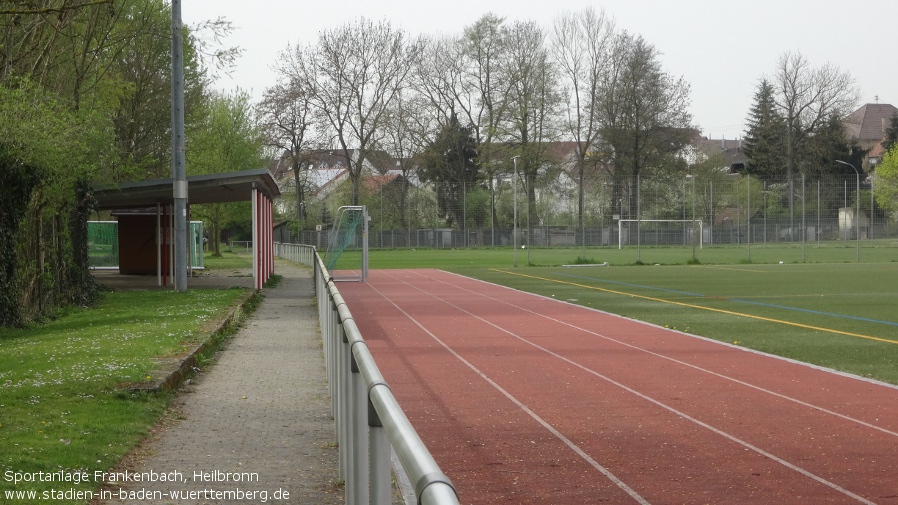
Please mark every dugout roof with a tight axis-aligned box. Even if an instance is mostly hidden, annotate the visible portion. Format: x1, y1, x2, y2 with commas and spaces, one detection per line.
92, 169, 281, 210
91, 169, 280, 291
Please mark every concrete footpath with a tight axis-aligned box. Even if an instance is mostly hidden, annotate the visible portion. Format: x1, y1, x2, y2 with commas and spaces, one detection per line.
99, 261, 343, 504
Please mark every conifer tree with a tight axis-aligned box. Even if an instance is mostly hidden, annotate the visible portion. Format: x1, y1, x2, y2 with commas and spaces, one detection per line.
418, 114, 481, 228
802, 112, 863, 177
743, 79, 786, 177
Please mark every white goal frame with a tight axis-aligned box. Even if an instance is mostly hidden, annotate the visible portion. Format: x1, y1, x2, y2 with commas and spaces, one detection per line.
617, 219, 703, 250
324, 205, 370, 282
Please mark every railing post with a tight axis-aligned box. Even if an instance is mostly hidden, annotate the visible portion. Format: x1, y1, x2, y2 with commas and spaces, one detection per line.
324, 290, 332, 413
350, 347, 369, 505
335, 301, 349, 483
368, 385, 391, 505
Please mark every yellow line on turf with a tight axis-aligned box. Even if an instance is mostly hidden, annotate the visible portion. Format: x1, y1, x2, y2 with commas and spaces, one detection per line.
490, 269, 898, 346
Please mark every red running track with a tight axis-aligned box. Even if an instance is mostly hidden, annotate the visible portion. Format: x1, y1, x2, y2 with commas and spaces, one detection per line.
338, 269, 898, 504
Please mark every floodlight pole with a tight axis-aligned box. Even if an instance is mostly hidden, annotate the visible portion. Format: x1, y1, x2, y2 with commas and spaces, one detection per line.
171, 0, 188, 291
836, 160, 860, 263
686, 174, 695, 261
512, 156, 520, 267
747, 173, 751, 262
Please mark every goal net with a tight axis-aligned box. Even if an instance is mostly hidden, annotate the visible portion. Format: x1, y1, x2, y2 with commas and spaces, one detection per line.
88, 221, 119, 269
617, 219, 703, 249
88, 220, 205, 269
323, 206, 369, 281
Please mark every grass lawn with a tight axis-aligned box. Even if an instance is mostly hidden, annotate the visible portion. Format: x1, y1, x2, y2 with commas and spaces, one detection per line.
202, 248, 253, 270
0, 282, 249, 503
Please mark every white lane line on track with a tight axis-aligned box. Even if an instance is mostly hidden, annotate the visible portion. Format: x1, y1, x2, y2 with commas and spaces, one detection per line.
364, 278, 652, 505
382, 270, 877, 505
425, 270, 898, 440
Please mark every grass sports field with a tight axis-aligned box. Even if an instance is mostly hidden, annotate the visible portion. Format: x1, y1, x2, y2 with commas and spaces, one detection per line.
357, 246, 898, 385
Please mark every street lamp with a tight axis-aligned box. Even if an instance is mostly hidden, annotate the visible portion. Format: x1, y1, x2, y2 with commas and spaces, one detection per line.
835, 160, 860, 263
512, 156, 520, 267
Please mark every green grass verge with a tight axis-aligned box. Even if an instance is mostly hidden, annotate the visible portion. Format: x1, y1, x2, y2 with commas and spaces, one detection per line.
202, 249, 253, 270
0, 288, 249, 503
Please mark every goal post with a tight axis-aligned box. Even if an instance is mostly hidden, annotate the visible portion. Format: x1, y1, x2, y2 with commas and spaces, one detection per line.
617, 219, 703, 250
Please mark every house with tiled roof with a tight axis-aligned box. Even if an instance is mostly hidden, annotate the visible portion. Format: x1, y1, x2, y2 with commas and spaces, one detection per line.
844, 103, 897, 167
270, 148, 399, 202
690, 135, 747, 172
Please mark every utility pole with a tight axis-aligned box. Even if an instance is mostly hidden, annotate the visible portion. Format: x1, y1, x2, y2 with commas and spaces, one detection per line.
171, 0, 188, 291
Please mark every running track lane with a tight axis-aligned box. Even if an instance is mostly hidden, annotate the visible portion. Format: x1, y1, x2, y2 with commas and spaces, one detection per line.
338, 269, 898, 504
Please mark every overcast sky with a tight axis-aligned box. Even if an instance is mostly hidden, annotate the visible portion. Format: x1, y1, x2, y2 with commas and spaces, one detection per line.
181, 0, 896, 141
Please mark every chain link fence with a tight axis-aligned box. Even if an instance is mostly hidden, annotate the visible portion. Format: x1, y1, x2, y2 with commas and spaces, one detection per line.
291, 173, 896, 262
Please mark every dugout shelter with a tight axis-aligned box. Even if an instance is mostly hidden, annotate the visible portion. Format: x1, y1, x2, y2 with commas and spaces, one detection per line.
92, 169, 280, 290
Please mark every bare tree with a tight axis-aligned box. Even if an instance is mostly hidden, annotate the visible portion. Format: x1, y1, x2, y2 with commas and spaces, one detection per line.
379, 88, 431, 232
413, 34, 466, 132
308, 18, 421, 205
552, 7, 615, 242
771, 51, 859, 221
459, 14, 518, 230
502, 20, 562, 231
259, 46, 320, 225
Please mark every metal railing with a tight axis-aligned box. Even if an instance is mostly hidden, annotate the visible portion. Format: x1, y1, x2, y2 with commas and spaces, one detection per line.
275, 242, 317, 266
275, 243, 459, 505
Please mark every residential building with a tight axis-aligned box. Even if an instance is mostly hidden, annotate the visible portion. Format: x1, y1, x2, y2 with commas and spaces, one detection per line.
844, 102, 897, 167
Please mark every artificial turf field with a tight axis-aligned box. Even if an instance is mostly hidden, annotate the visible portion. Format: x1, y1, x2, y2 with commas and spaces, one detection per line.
357, 246, 898, 385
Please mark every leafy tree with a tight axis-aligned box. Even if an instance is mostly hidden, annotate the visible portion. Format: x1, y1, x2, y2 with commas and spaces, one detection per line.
418, 115, 481, 227
464, 186, 492, 229
1, 0, 216, 182
188, 90, 265, 256
0, 80, 103, 326
595, 32, 693, 220
883, 113, 898, 154
0, 146, 43, 326
874, 145, 898, 218
743, 79, 786, 177
0, 0, 235, 325
111, 0, 210, 180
